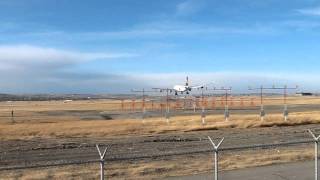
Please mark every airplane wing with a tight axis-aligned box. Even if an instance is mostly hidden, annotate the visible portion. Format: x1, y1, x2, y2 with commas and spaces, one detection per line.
152, 88, 175, 93
190, 85, 205, 89
190, 82, 214, 89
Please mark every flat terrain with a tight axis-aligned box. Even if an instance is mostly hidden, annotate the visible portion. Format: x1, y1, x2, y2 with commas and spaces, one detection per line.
167, 161, 315, 180
1, 96, 320, 179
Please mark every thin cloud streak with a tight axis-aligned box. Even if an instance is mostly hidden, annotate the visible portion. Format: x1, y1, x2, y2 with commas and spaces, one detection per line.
296, 6, 320, 16
11, 23, 277, 42
0, 50, 145, 93
0, 45, 137, 69
0, 70, 317, 93
176, 0, 206, 16
0, 44, 139, 93
4, 17, 320, 42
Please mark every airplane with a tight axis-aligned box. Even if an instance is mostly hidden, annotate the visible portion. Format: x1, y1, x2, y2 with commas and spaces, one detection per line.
153, 76, 210, 95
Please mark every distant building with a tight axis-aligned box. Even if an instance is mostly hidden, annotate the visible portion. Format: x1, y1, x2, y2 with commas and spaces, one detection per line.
296, 92, 313, 96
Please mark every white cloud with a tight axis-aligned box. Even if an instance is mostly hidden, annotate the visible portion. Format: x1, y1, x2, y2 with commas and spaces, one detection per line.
0, 45, 139, 93
283, 20, 320, 28
0, 45, 136, 69
66, 22, 275, 41
0, 21, 279, 43
297, 6, 320, 16
0, 45, 135, 63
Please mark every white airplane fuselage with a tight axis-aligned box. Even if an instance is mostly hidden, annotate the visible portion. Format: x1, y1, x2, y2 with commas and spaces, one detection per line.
173, 85, 186, 92
154, 76, 205, 95
173, 85, 192, 93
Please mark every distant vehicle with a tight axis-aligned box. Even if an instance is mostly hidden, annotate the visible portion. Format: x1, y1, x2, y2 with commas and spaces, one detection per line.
153, 76, 210, 95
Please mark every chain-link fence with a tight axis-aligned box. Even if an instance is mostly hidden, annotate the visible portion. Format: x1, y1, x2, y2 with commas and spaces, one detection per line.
1, 132, 319, 179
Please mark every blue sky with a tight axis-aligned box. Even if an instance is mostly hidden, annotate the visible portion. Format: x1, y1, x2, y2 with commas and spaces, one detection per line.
1, 0, 320, 93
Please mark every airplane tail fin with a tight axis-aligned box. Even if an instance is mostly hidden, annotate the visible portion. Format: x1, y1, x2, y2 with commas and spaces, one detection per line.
185, 76, 189, 86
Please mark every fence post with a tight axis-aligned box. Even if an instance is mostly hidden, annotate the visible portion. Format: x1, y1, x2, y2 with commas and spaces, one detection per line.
132, 99, 135, 111
260, 105, 265, 121
142, 108, 146, 123
96, 144, 108, 180
151, 100, 154, 111
250, 98, 255, 107
309, 129, 320, 180
224, 105, 229, 121
240, 98, 244, 108
121, 100, 124, 111
165, 106, 170, 123
11, 110, 15, 124
201, 107, 206, 125
211, 97, 215, 110
284, 104, 288, 122
208, 136, 224, 180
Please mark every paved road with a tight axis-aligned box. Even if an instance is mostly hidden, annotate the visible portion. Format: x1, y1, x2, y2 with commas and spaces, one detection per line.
105, 104, 320, 119
166, 161, 315, 180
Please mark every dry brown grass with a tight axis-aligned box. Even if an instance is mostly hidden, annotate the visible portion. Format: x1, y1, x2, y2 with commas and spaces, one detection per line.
243, 96, 320, 106
1, 98, 320, 140
1, 96, 319, 113
1, 110, 320, 140
0, 148, 314, 179
0, 98, 318, 179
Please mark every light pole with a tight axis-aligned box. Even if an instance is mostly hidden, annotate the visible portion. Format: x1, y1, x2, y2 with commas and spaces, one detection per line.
249, 85, 298, 121
208, 87, 232, 121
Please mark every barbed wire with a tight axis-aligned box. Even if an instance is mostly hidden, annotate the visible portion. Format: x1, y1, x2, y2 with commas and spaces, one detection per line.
0, 139, 314, 171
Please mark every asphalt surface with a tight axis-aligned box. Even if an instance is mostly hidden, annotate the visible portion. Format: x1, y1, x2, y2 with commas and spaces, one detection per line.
103, 104, 320, 119
166, 161, 315, 180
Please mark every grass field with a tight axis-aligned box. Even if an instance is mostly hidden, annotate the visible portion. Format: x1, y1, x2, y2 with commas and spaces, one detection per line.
1, 97, 320, 140
2, 112, 320, 140
1, 96, 319, 179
